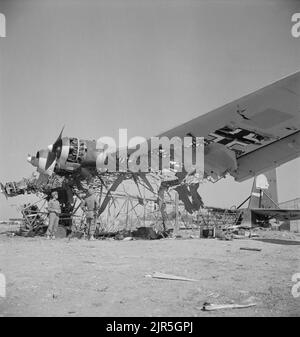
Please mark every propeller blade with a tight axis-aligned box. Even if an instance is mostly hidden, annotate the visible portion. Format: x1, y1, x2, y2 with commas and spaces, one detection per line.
55, 126, 64, 144
0, 182, 8, 199
52, 126, 64, 152
44, 151, 57, 171
45, 126, 65, 171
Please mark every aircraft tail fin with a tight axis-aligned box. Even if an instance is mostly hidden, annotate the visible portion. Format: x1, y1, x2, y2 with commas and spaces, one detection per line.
248, 169, 279, 209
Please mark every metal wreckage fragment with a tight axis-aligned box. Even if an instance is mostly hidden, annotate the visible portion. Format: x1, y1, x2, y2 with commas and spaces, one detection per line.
1, 169, 204, 237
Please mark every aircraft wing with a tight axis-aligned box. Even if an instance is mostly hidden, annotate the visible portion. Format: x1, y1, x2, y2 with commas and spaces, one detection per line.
158, 71, 300, 181
251, 208, 300, 221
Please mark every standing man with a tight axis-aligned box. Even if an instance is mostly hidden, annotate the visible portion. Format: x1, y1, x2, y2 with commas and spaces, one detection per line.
81, 188, 99, 240
46, 191, 61, 239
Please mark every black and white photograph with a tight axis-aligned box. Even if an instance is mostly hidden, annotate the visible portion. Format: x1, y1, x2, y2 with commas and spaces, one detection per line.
0, 0, 299, 321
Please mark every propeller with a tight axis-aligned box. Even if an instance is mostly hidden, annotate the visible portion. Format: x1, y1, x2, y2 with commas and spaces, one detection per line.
45, 126, 64, 171
0, 182, 8, 199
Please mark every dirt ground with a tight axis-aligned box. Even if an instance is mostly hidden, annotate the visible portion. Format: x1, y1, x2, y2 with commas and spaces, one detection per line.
0, 228, 299, 317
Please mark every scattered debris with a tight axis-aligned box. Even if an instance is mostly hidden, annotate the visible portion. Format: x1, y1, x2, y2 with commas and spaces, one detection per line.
214, 226, 254, 241
96, 227, 172, 240
122, 237, 133, 241
215, 229, 233, 240
250, 232, 260, 238
113, 229, 132, 240
68, 231, 84, 239
232, 233, 250, 239
145, 272, 198, 282
240, 247, 262, 251
132, 226, 169, 240
133, 226, 159, 239
202, 301, 257, 311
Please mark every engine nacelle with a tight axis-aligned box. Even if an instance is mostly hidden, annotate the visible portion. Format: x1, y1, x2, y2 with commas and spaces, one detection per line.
56, 137, 88, 171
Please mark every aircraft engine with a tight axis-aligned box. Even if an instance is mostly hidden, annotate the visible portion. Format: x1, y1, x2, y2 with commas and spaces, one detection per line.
55, 137, 88, 171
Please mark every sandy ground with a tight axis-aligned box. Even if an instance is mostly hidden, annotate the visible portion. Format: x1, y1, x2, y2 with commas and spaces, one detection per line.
0, 229, 299, 317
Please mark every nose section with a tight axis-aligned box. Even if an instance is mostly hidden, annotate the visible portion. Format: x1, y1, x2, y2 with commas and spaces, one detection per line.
0, 182, 8, 199
28, 150, 55, 175
27, 154, 39, 168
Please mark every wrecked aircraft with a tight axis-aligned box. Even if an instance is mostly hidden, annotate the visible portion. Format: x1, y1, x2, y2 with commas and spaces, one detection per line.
1, 71, 300, 227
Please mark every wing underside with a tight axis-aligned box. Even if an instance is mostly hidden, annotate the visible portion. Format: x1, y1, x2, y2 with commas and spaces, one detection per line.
159, 71, 300, 181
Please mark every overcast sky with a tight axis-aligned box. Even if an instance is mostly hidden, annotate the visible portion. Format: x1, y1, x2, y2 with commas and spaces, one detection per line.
0, 0, 299, 219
